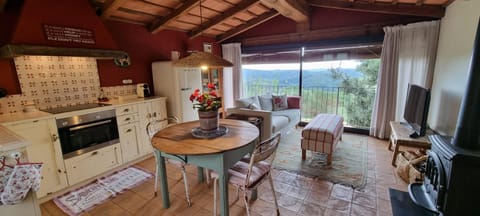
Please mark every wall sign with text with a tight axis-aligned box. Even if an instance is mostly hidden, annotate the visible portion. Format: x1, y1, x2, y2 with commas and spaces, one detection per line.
43, 24, 96, 44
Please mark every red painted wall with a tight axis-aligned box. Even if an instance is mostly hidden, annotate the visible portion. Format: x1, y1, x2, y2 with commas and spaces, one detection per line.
228, 7, 432, 41
9, 0, 118, 49
98, 20, 220, 87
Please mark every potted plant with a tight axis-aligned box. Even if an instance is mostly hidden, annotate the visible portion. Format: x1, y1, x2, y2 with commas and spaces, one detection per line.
189, 83, 222, 131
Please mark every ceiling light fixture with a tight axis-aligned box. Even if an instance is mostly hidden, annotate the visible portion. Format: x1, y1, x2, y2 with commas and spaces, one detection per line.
172, 0, 233, 68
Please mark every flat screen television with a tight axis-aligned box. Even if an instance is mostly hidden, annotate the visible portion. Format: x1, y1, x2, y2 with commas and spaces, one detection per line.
403, 84, 431, 138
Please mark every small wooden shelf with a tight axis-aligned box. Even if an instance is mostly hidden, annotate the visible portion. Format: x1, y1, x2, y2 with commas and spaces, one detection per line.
388, 121, 431, 166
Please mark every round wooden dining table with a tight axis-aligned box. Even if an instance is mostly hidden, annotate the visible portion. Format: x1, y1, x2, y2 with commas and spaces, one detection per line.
151, 119, 259, 216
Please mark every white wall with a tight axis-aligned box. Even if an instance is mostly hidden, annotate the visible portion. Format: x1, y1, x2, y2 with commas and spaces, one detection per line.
428, 0, 480, 135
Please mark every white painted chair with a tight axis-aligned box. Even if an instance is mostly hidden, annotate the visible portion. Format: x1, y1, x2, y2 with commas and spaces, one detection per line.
210, 133, 281, 216
146, 116, 192, 207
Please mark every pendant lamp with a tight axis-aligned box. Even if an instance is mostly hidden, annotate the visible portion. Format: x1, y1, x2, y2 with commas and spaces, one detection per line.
172, 0, 233, 68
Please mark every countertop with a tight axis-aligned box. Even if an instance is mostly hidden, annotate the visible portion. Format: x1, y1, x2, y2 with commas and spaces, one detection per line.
0, 124, 29, 151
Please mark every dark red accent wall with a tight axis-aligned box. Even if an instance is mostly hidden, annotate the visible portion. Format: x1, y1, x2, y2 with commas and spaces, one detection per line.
98, 20, 220, 87
9, 0, 118, 49
228, 7, 432, 41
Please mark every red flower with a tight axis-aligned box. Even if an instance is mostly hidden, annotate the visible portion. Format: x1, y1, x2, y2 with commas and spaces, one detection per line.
189, 83, 221, 111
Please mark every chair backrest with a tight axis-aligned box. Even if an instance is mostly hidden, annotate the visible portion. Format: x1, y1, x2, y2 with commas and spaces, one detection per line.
250, 133, 281, 164
146, 116, 180, 139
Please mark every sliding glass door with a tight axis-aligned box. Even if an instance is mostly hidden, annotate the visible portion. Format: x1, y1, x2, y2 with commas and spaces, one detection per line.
241, 45, 380, 130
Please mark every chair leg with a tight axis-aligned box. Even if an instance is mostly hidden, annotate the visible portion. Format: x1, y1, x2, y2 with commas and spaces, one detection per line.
243, 189, 251, 216
302, 149, 306, 160
268, 174, 280, 215
213, 178, 218, 216
181, 165, 192, 207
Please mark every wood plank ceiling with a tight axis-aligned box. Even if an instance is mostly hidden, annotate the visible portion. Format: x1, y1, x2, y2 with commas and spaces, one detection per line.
91, 0, 452, 44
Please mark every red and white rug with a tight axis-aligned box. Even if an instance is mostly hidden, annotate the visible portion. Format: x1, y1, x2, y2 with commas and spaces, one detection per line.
54, 166, 153, 216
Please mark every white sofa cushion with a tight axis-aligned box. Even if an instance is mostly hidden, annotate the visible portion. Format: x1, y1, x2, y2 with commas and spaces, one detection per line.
272, 109, 301, 122
272, 115, 289, 134
235, 96, 261, 110
259, 94, 273, 111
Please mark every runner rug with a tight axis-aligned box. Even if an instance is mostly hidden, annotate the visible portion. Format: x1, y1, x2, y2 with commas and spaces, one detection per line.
54, 166, 153, 216
273, 128, 368, 189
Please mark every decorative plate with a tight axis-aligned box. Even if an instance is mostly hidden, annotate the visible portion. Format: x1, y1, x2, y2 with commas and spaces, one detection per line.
191, 125, 228, 138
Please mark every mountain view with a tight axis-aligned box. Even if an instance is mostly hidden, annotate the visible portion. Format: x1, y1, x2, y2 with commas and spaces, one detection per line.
242, 68, 363, 88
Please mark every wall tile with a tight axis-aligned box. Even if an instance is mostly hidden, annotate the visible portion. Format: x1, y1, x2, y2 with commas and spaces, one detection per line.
0, 56, 137, 114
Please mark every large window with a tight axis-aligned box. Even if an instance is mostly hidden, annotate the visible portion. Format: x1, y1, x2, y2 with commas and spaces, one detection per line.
242, 45, 380, 130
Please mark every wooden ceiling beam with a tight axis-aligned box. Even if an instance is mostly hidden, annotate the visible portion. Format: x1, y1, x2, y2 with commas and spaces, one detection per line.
308, 0, 445, 18
239, 17, 425, 47
188, 0, 259, 39
416, 0, 425, 6
101, 0, 129, 19
216, 10, 280, 43
149, 0, 198, 34
259, 0, 309, 23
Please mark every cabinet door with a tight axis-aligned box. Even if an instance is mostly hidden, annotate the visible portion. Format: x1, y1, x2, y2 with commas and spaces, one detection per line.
63, 144, 122, 185
5, 119, 68, 198
137, 99, 168, 155
118, 123, 141, 162
150, 98, 168, 122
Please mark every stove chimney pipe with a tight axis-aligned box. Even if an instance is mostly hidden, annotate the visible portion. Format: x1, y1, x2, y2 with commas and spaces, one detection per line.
452, 18, 480, 150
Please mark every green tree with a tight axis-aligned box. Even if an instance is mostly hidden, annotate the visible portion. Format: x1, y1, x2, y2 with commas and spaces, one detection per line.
330, 59, 379, 127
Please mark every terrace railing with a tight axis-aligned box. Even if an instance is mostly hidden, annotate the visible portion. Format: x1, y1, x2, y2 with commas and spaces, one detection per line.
243, 84, 377, 129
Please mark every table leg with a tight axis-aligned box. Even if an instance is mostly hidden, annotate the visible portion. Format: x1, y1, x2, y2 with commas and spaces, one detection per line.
388, 138, 393, 151
391, 144, 400, 167
218, 170, 229, 216
158, 155, 170, 208
197, 167, 204, 183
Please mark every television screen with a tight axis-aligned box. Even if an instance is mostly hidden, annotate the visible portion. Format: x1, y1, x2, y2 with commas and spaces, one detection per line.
403, 84, 431, 137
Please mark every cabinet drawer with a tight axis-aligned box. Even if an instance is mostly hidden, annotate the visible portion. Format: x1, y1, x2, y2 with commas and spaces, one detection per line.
64, 144, 122, 185
116, 105, 138, 116
117, 113, 138, 125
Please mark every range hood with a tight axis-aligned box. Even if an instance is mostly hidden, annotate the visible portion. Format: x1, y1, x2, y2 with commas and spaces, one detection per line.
0, 0, 127, 59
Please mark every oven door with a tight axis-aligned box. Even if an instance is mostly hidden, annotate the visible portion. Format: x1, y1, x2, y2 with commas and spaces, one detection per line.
58, 117, 120, 159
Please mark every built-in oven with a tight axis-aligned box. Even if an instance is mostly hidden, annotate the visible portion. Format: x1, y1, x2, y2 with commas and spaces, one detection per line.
56, 109, 119, 159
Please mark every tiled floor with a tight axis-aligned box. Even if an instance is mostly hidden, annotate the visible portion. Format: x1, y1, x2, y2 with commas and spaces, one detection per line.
40, 134, 409, 216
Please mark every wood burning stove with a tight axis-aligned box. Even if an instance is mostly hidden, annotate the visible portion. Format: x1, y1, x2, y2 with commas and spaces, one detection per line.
408, 18, 480, 216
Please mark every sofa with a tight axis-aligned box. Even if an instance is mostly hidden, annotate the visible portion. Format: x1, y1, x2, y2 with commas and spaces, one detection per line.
226, 94, 301, 141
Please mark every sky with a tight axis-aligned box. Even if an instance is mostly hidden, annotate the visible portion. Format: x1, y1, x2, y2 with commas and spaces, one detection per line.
243, 60, 362, 70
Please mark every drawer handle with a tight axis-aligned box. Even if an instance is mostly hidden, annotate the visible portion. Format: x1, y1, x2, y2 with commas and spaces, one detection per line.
126, 129, 132, 133
123, 108, 129, 112
52, 134, 58, 142
125, 117, 131, 121
91, 151, 98, 156
58, 169, 62, 173
153, 112, 157, 117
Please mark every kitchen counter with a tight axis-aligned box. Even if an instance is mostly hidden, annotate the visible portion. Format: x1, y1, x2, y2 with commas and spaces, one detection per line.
0, 96, 167, 124
0, 124, 29, 152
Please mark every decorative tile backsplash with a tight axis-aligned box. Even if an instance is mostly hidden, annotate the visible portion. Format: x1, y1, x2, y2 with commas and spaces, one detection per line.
0, 55, 136, 115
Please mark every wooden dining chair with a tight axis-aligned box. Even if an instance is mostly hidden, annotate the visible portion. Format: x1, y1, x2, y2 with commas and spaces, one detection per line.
210, 133, 281, 216
146, 116, 192, 207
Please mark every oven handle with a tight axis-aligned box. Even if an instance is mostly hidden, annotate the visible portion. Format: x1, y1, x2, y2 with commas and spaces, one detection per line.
69, 119, 113, 132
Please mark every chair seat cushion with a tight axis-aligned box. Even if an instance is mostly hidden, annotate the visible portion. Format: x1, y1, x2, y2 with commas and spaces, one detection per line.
227, 160, 271, 189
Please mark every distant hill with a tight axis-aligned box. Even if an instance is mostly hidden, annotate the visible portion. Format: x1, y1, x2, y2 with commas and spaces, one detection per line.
243, 68, 362, 88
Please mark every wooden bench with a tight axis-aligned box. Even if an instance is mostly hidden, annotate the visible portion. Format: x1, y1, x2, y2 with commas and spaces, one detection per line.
301, 114, 344, 165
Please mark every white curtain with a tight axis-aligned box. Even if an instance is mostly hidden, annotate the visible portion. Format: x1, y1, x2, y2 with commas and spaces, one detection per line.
222, 43, 243, 108
370, 20, 440, 139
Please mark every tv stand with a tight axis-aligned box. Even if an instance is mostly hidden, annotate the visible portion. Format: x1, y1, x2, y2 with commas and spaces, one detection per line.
388, 121, 431, 166
409, 132, 421, 138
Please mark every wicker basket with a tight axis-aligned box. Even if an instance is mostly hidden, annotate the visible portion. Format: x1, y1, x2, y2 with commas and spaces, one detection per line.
395, 151, 427, 183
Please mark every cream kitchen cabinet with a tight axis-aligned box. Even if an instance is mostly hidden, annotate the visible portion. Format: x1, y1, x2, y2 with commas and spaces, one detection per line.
116, 105, 142, 162
138, 98, 168, 155
63, 143, 122, 185
3, 118, 68, 198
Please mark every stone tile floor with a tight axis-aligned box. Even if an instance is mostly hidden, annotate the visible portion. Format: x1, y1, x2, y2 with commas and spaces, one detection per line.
40, 133, 409, 216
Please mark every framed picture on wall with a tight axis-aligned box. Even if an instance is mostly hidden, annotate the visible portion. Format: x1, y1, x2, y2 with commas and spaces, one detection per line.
203, 43, 212, 53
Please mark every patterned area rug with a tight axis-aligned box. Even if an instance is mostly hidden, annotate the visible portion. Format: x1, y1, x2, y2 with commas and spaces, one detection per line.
273, 128, 368, 189
54, 166, 152, 216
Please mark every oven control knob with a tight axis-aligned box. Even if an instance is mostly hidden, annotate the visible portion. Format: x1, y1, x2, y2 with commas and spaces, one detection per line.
62, 121, 68, 126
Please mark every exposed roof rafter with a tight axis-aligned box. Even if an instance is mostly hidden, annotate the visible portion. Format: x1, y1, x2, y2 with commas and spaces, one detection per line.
308, 0, 445, 18
216, 10, 280, 43
149, 0, 198, 33
260, 0, 309, 23
101, 0, 129, 19
188, 0, 259, 39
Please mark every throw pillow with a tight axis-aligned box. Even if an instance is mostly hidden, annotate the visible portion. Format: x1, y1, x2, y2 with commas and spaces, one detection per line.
259, 94, 273, 111
272, 95, 288, 111
235, 97, 252, 108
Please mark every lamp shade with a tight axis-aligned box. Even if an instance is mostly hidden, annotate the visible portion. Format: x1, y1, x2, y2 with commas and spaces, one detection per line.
172, 51, 233, 68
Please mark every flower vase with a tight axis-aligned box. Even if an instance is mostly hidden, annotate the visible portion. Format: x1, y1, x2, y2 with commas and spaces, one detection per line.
198, 110, 219, 131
